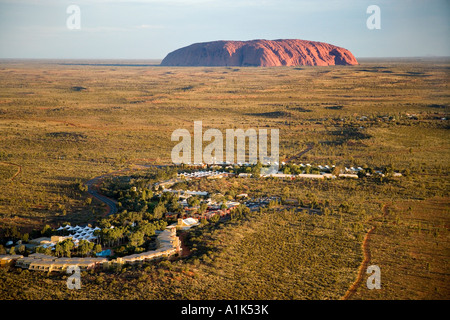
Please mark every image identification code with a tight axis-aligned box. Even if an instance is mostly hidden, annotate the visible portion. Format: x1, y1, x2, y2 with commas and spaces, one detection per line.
181, 304, 269, 317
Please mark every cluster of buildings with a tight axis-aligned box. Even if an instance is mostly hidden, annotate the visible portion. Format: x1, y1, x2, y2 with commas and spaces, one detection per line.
198, 201, 241, 220
162, 189, 208, 197
266, 172, 336, 179
108, 224, 182, 266
176, 218, 200, 230
0, 218, 201, 272
56, 225, 100, 243
163, 187, 241, 220
340, 166, 402, 178
282, 163, 335, 169
178, 163, 403, 180
182, 162, 262, 168
159, 173, 242, 220
177, 170, 232, 179
1, 224, 187, 272
271, 164, 402, 180
14, 254, 107, 272
22, 225, 101, 252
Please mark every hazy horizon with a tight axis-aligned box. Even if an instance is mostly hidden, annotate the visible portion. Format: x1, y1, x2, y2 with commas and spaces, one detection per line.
1, 56, 449, 62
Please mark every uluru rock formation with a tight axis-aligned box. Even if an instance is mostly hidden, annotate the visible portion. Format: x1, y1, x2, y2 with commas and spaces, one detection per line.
161, 39, 358, 67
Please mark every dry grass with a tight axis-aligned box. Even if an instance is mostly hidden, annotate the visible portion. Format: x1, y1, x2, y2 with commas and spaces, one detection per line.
351, 197, 450, 299
0, 58, 448, 299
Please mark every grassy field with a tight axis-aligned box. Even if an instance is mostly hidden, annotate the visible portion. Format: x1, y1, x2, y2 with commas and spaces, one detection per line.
351, 197, 450, 299
0, 58, 448, 299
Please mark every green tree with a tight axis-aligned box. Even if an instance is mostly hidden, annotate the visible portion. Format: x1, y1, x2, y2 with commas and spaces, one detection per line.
59, 238, 75, 257
78, 240, 94, 257
5, 226, 21, 240
129, 231, 145, 248
251, 161, 262, 178
22, 233, 29, 243
199, 202, 208, 214
41, 224, 53, 237
153, 202, 167, 219
93, 244, 102, 255
200, 217, 208, 225
187, 196, 200, 207
209, 214, 220, 224
55, 243, 63, 257
139, 221, 156, 237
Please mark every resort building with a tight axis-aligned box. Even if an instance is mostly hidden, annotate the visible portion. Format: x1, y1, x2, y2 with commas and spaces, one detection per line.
110, 225, 182, 266
0, 254, 23, 267
176, 218, 200, 230
14, 253, 106, 272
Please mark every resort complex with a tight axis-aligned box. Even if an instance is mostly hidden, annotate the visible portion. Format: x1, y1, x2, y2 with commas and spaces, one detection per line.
0, 162, 404, 274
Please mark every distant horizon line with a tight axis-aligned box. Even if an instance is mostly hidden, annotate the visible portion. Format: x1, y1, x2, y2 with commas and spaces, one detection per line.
0, 56, 449, 62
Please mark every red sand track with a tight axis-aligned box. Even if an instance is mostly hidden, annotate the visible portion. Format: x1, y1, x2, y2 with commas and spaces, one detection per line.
342, 204, 389, 299
342, 225, 376, 300
178, 232, 192, 258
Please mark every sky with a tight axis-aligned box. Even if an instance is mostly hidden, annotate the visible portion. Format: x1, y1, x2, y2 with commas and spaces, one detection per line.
0, 0, 449, 59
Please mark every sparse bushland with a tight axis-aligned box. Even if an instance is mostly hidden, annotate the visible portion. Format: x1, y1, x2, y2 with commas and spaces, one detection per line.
0, 59, 448, 299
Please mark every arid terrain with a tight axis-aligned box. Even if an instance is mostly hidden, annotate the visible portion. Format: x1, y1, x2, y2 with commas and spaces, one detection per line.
0, 58, 448, 300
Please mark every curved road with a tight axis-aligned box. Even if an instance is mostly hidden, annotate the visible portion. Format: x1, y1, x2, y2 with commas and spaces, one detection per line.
85, 161, 374, 300
85, 174, 118, 215
84, 164, 172, 216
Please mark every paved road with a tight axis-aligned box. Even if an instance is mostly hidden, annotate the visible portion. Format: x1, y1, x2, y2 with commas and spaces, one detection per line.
84, 164, 171, 216
85, 174, 118, 215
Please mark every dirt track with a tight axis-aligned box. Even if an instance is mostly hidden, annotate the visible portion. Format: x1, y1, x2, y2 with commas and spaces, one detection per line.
342, 204, 389, 300
0, 161, 22, 181
342, 225, 376, 300
283, 143, 314, 163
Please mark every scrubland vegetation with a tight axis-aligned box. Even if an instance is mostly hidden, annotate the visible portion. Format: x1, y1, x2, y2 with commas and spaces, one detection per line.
0, 58, 448, 299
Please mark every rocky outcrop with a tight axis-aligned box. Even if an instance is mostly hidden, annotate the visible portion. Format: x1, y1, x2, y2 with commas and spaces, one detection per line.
161, 39, 358, 67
